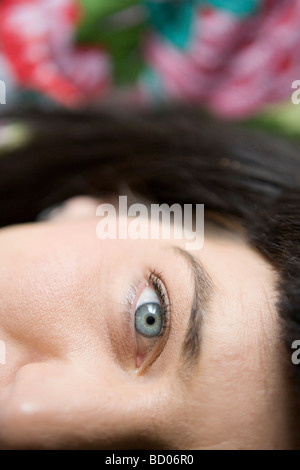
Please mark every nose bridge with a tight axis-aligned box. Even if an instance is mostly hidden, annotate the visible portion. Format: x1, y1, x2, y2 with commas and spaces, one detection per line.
0, 361, 110, 449
0, 358, 172, 449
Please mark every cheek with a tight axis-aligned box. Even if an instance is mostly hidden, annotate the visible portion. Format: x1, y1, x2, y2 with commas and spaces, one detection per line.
0, 222, 126, 356
0, 257, 85, 355
0, 246, 111, 400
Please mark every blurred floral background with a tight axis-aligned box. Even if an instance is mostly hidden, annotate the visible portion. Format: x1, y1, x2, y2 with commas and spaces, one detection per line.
0, 0, 300, 137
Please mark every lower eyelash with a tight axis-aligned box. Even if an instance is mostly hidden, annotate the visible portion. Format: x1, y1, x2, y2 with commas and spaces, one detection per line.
125, 282, 138, 312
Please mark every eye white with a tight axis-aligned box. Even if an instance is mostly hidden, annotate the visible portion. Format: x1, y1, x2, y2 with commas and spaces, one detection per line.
136, 286, 160, 309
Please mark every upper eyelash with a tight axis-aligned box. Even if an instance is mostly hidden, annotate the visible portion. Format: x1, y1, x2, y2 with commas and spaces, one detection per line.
148, 270, 170, 338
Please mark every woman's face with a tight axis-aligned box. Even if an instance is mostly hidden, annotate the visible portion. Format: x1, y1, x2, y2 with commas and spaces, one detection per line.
0, 197, 294, 449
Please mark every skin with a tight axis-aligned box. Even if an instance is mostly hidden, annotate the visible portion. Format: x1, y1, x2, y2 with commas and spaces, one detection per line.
0, 197, 295, 449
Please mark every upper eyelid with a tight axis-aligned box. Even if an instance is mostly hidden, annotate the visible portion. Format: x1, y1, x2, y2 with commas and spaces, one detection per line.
148, 271, 171, 317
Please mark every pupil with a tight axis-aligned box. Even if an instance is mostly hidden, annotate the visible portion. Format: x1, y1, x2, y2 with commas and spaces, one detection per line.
146, 315, 155, 326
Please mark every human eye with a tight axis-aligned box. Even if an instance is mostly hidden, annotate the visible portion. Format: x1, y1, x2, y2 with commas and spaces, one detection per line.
129, 271, 171, 373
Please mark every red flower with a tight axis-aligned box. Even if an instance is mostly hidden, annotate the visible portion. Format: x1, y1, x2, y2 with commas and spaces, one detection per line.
0, 0, 110, 106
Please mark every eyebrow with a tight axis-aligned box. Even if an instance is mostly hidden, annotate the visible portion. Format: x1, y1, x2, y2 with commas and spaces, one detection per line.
173, 247, 215, 372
